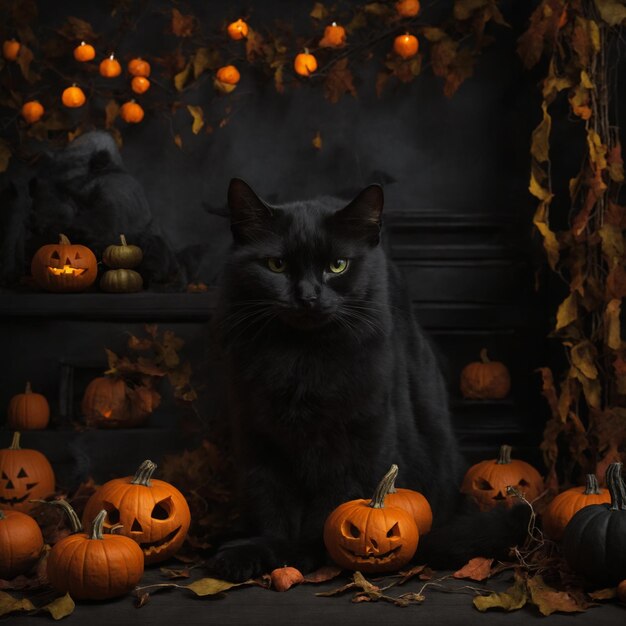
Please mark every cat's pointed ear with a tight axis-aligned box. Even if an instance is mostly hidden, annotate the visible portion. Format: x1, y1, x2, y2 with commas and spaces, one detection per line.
333, 184, 383, 246
228, 178, 274, 244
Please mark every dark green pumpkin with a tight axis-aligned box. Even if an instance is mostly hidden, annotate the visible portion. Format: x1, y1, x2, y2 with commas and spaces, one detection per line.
562, 462, 626, 587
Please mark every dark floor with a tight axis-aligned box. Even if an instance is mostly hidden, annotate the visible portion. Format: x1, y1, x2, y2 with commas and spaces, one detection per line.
13, 564, 626, 626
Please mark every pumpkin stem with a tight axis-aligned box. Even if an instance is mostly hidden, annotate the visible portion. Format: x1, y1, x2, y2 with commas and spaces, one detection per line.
0, 511, 5, 520
9, 431, 21, 450
90, 510, 108, 540
119, 234, 128, 246
583, 473, 601, 495
59, 234, 71, 245
496, 444, 512, 465
606, 463, 626, 511
369, 464, 399, 509
25, 381, 32, 394
130, 459, 157, 486
480, 348, 490, 363
33, 499, 83, 533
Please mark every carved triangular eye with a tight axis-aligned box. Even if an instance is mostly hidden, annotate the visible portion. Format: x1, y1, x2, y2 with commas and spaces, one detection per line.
74, 252, 81, 259
386, 522, 400, 538
341, 521, 361, 538
103, 500, 120, 524
17, 468, 28, 478
51, 251, 60, 260
151, 497, 172, 520
474, 478, 494, 491
1, 472, 8, 479
131, 519, 143, 532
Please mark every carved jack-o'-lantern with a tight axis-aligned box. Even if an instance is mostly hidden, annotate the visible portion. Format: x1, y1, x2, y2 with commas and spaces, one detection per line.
31, 234, 97, 292
82, 460, 190, 564
460, 444, 544, 511
323, 465, 419, 573
0, 432, 55, 512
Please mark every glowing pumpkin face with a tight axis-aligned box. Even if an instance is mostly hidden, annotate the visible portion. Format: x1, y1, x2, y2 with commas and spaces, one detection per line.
323, 465, 419, 573
460, 445, 544, 511
0, 433, 55, 512
82, 460, 190, 565
31, 234, 97, 292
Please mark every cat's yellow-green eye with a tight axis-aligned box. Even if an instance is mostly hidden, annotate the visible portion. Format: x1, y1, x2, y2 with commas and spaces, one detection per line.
267, 258, 287, 273
329, 259, 349, 274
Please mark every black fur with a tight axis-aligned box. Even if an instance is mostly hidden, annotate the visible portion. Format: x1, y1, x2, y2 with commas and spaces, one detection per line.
208, 179, 529, 581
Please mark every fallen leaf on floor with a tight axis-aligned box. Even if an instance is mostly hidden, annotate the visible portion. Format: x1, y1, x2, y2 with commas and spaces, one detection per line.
0, 592, 35, 617
589, 588, 616, 601
397, 564, 427, 584
526, 575, 593, 616
185, 577, 243, 596
473, 576, 528, 612
160, 567, 191, 580
303, 565, 343, 583
40, 593, 75, 620
453, 557, 494, 581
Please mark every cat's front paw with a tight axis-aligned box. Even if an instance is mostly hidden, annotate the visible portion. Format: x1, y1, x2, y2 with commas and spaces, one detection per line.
206, 539, 275, 582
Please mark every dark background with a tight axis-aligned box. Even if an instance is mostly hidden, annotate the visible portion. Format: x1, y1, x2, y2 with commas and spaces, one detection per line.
0, 0, 555, 487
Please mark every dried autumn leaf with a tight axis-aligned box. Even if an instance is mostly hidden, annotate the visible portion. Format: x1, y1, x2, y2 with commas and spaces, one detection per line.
595, 0, 626, 25
473, 577, 528, 612
246, 28, 265, 62
310, 2, 328, 20
607, 142, 624, 183
531, 102, 551, 163
0, 592, 35, 617
174, 62, 192, 92
40, 593, 75, 620
214, 78, 237, 94
187, 105, 204, 135
364, 2, 393, 17
186, 578, 244, 596
555, 293, 578, 331
160, 567, 190, 580
58, 16, 97, 41
527, 575, 590, 616
17, 44, 39, 83
605, 299, 622, 350
172, 8, 195, 37
309, 131, 322, 150
303, 565, 342, 584
588, 587, 617, 600
324, 58, 356, 104
453, 557, 494, 581
533, 202, 559, 270
587, 129, 608, 170
570, 341, 598, 380
105, 100, 119, 129
599, 223, 624, 261
517, 0, 563, 69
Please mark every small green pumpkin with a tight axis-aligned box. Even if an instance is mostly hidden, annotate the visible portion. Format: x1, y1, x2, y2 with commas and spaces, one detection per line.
100, 269, 143, 293
102, 234, 143, 269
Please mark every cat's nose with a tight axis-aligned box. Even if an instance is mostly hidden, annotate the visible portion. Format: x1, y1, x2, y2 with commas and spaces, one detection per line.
296, 280, 320, 308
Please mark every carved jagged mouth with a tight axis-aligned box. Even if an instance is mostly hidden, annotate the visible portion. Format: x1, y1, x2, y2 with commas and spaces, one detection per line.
341, 546, 402, 563
140, 526, 181, 555
0, 492, 31, 505
47, 265, 87, 276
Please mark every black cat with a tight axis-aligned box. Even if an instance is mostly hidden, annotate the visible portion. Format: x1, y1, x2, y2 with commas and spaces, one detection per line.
208, 179, 529, 581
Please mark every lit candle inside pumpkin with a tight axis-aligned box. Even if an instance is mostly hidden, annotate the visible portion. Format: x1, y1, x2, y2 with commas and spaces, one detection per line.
48, 265, 86, 276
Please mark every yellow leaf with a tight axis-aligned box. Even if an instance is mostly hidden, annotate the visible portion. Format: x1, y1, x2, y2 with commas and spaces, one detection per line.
580, 70, 594, 89
529, 162, 552, 201
531, 102, 551, 163
599, 223, 624, 261
595, 0, 626, 26
587, 129, 607, 170
588, 19, 601, 52
0, 591, 35, 617
533, 202, 559, 270
0, 139, 11, 173
605, 299, 621, 350
174, 62, 192, 92
569, 365, 602, 408
542, 60, 572, 102
310, 2, 328, 20
40, 594, 75, 620
185, 578, 241, 596
213, 78, 236, 94
193, 47, 221, 79
474, 578, 527, 612
570, 341, 598, 379
174, 134, 183, 149
186, 105, 204, 134
312, 131, 322, 150
555, 293, 578, 331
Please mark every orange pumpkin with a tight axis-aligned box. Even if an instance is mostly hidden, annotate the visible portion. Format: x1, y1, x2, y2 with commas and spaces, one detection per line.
2, 39, 20, 61
128, 57, 151, 77
384, 465, 433, 535
227, 18, 249, 40
393, 33, 419, 59
120, 100, 144, 123
0, 432, 55, 513
460, 348, 511, 400
31, 234, 97, 292
73, 41, 95, 62
294, 50, 318, 77
0, 509, 44, 579
61, 85, 86, 108
47, 509, 144, 600
99, 54, 122, 77
82, 460, 191, 565
319, 22, 346, 48
20, 101, 44, 124
270, 566, 304, 592
323, 464, 418, 573
216, 65, 240, 85
7, 382, 50, 430
542, 474, 611, 541
131, 76, 151, 94
396, 0, 421, 17
461, 445, 544, 512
